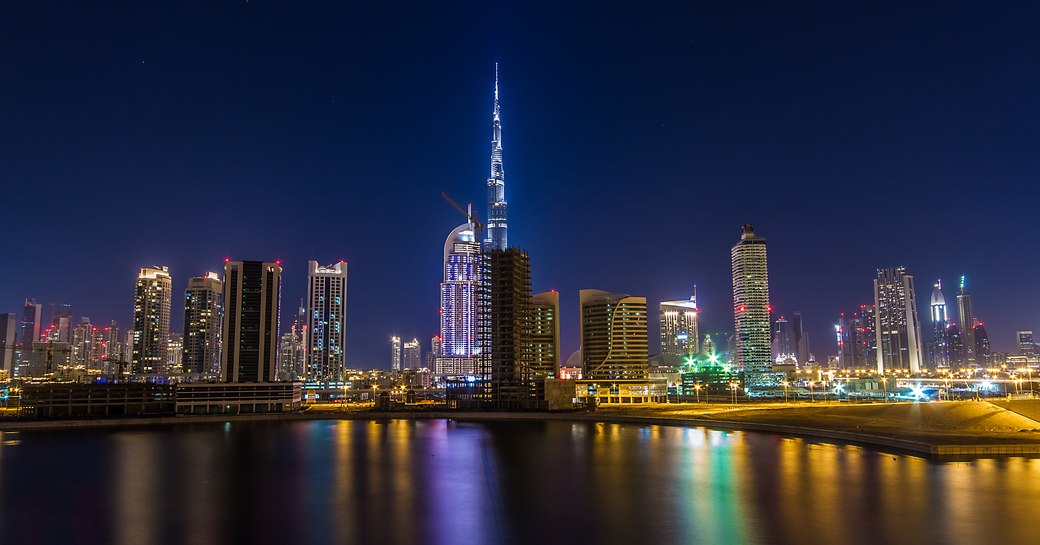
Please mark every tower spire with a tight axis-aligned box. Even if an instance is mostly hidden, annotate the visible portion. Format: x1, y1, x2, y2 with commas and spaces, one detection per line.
484, 63, 508, 251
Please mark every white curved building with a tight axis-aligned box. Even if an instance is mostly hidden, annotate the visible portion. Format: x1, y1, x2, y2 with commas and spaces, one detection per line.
438, 223, 481, 375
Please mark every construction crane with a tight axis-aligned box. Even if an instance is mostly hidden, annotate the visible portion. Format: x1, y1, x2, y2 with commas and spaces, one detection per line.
440, 192, 485, 236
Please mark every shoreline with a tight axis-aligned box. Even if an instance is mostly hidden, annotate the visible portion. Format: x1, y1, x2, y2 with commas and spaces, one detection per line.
2, 406, 1038, 460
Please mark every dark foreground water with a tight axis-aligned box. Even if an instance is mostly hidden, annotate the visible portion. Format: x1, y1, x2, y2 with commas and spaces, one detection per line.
0, 419, 1038, 545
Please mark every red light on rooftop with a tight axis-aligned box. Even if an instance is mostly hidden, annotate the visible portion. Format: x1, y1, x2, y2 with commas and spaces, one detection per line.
224, 257, 230, 263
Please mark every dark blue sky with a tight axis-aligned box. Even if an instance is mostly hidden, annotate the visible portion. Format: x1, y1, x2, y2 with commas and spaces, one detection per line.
3, 1, 1038, 366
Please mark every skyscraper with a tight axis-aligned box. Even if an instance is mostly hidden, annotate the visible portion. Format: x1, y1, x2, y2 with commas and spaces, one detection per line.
183, 272, 223, 376
948, 324, 966, 366
221, 260, 281, 383
530, 291, 561, 378
956, 276, 977, 367
731, 224, 771, 382
0, 313, 16, 374
836, 309, 872, 369
1017, 331, 1037, 356
428, 335, 442, 368
278, 302, 307, 381
580, 290, 649, 381
404, 338, 421, 370
71, 317, 99, 369
479, 248, 534, 407
929, 279, 950, 369
132, 266, 172, 374
791, 311, 811, 365
391, 336, 402, 371
438, 222, 481, 376
167, 333, 183, 372
974, 322, 991, 365
306, 261, 348, 382
772, 315, 793, 361
484, 64, 508, 252
660, 292, 699, 364
873, 266, 923, 373
16, 299, 42, 377
47, 306, 72, 343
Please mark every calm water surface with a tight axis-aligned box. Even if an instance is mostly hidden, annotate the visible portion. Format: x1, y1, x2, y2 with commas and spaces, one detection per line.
0, 419, 1038, 545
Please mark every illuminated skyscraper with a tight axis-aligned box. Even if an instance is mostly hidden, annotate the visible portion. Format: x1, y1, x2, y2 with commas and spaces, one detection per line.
731, 224, 771, 382
132, 266, 172, 374
404, 338, 421, 370
16, 299, 42, 377
278, 302, 307, 380
427, 335, 442, 368
873, 266, 923, 373
772, 315, 793, 361
929, 279, 950, 369
580, 290, 648, 380
391, 336, 402, 371
484, 64, 508, 252
1018, 331, 1037, 356
438, 222, 481, 375
836, 309, 872, 369
956, 276, 977, 367
221, 260, 281, 383
183, 272, 223, 375
948, 324, 966, 366
660, 292, 699, 363
306, 261, 347, 382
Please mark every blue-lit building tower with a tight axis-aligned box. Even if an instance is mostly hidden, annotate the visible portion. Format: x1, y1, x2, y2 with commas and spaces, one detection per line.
484, 64, 508, 251
929, 279, 950, 369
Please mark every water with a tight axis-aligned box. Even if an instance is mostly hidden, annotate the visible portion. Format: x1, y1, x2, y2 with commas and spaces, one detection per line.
0, 419, 1037, 545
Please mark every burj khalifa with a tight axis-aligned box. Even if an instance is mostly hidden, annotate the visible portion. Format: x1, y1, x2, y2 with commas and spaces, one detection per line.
484, 63, 508, 251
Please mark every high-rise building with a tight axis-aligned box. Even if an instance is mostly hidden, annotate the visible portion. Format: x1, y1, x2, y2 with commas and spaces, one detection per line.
101, 322, 122, 375
71, 317, 99, 369
731, 224, 771, 382
791, 311, 810, 365
391, 336, 402, 371
948, 324, 966, 366
530, 291, 560, 378
0, 313, 16, 374
580, 290, 648, 380
183, 272, 223, 376
484, 64, 508, 252
974, 322, 991, 365
873, 267, 923, 373
660, 293, 699, 364
479, 248, 534, 406
772, 315, 793, 361
1017, 331, 1037, 356
929, 279, 950, 369
16, 299, 43, 377
306, 261, 348, 382
956, 276, 976, 367
404, 338, 421, 370
132, 266, 172, 374
123, 330, 135, 367
277, 301, 307, 380
836, 309, 873, 369
438, 222, 481, 376
221, 260, 281, 383
47, 306, 73, 343
427, 335, 442, 368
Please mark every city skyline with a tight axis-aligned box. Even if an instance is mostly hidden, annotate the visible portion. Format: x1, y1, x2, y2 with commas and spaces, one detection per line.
4, 4, 1039, 367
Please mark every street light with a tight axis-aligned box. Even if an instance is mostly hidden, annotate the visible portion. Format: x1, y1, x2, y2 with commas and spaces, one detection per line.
729, 382, 738, 404
693, 383, 702, 403
881, 376, 888, 404
781, 380, 789, 403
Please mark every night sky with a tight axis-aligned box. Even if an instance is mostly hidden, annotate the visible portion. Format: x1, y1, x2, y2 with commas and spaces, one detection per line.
3, 2, 1038, 367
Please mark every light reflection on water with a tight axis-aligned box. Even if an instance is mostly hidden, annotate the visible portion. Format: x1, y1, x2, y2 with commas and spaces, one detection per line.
0, 420, 1037, 545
